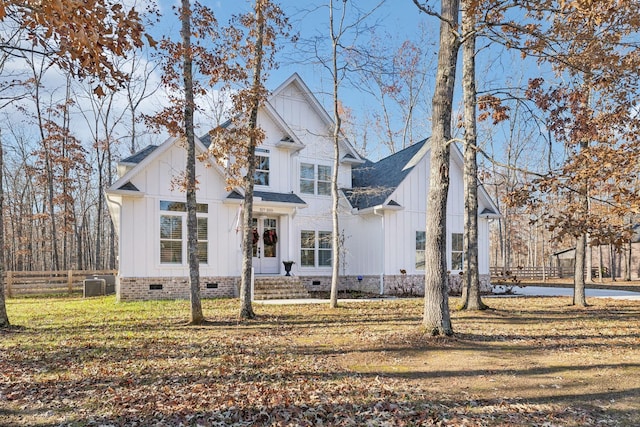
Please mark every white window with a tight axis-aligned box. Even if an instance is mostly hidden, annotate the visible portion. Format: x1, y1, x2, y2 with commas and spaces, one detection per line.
416, 231, 425, 270
254, 155, 270, 186
451, 232, 464, 270
160, 216, 183, 264
160, 201, 208, 265
317, 165, 331, 195
300, 230, 332, 267
197, 217, 208, 264
300, 163, 332, 196
300, 163, 315, 194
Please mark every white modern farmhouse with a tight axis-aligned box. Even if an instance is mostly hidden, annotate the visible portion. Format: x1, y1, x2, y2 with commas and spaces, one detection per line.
106, 73, 500, 301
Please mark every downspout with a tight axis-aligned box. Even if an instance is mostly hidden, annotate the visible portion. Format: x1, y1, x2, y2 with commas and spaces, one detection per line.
373, 207, 384, 295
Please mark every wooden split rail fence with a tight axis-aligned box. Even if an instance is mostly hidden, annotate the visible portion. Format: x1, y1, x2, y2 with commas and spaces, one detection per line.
490, 266, 607, 280
3, 270, 117, 297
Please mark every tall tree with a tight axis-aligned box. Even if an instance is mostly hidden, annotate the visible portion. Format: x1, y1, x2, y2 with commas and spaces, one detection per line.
460, 0, 486, 310
0, 0, 149, 326
513, 0, 640, 306
207, 0, 289, 319
413, 0, 460, 335
181, 0, 204, 324
0, 130, 7, 328
328, 0, 344, 308
237, 0, 268, 319
322, 0, 382, 308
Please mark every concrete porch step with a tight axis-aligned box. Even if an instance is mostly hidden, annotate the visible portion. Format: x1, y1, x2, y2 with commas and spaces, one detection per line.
253, 276, 310, 300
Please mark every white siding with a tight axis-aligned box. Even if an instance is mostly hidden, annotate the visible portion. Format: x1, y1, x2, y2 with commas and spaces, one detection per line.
111, 75, 497, 285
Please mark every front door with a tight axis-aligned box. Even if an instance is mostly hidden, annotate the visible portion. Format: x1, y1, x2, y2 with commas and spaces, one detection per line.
252, 217, 279, 274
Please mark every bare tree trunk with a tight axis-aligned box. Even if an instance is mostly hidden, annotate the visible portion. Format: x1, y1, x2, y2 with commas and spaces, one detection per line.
585, 238, 592, 283
598, 244, 604, 282
419, 0, 459, 335
573, 140, 588, 306
573, 232, 587, 306
623, 217, 632, 281
460, 0, 485, 311
0, 131, 9, 328
240, 0, 267, 320
329, 0, 343, 309
181, 0, 204, 325
624, 241, 631, 281
610, 244, 616, 281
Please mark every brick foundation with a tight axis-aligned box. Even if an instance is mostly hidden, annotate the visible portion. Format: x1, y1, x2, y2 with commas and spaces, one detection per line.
117, 273, 493, 301
300, 273, 493, 296
117, 276, 238, 301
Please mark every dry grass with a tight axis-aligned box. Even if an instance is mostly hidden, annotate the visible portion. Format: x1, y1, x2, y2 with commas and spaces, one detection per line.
1, 295, 639, 426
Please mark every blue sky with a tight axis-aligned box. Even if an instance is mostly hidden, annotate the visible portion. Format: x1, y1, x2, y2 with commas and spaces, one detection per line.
0, 0, 554, 168
153, 0, 437, 160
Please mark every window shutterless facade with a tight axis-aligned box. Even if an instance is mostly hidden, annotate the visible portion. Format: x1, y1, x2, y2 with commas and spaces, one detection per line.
160, 216, 183, 263
451, 232, 464, 270
254, 155, 270, 186
317, 165, 331, 195
160, 201, 208, 265
300, 230, 332, 267
416, 231, 425, 270
300, 163, 332, 195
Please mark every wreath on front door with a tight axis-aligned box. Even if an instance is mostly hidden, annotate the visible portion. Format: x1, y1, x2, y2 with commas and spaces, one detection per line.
263, 229, 278, 246
252, 229, 260, 245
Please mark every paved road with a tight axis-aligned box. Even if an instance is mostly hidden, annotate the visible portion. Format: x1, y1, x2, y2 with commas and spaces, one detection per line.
492, 285, 640, 300
256, 286, 640, 304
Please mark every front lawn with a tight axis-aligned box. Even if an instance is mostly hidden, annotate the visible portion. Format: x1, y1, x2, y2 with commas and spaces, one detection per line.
1, 296, 639, 426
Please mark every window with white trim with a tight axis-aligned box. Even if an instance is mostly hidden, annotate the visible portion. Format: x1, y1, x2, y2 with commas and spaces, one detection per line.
300, 230, 332, 267
451, 232, 464, 270
300, 163, 332, 196
254, 155, 270, 186
317, 165, 331, 195
160, 201, 208, 264
197, 217, 208, 264
416, 231, 425, 270
160, 216, 183, 263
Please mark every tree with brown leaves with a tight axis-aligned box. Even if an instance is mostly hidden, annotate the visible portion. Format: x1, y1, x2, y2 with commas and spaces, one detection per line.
509, 0, 640, 306
148, 1, 246, 324
0, 0, 149, 328
207, 0, 289, 319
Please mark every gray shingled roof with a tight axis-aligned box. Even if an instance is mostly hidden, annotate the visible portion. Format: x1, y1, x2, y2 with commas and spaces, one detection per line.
345, 139, 429, 210
199, 132, 212, 148
120, 145, 159, 164
227, 190, 306, 206
120, 131, 213, 165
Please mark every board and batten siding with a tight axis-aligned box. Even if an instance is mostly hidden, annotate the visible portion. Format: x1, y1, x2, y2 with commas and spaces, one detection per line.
117, 142, 241, 279
343, 215, 384, 277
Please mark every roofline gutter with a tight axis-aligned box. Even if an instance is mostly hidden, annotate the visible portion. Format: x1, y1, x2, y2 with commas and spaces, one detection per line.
104, 189, 144, 198
479, 212, 501, 219
354, 204, 403, 215
223, 198, 307, 210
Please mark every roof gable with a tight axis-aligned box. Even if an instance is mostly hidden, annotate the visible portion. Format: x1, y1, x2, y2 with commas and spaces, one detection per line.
270, 73, 364, 163
108, 135, 225, 195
